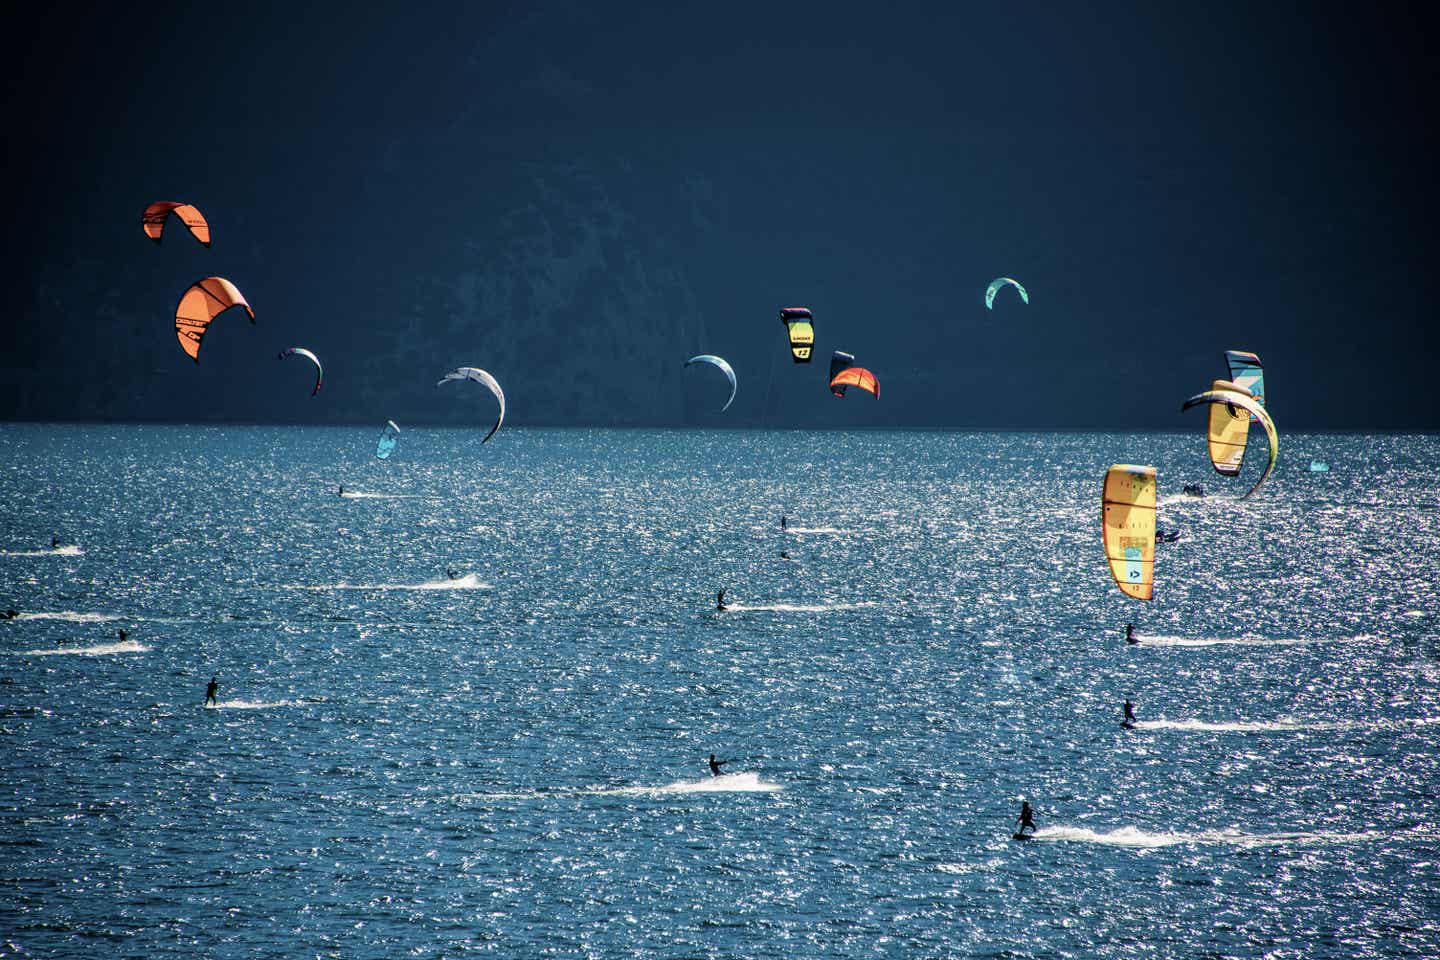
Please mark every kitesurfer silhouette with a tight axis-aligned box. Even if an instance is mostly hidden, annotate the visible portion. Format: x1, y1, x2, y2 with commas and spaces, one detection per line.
1016, 801, 1037, 836
780, 515, 787, 530
1125, 623, 1137, 644
205, 676, 218, 707
1123, 699, 1136, 727
118, 629, 127, 643
716, 589, 728, 612
51, 536, 59, 549
708, 754, 729, 776
446, 568, 460, 580
780, 550, 790, 560
338, 485, 344, 497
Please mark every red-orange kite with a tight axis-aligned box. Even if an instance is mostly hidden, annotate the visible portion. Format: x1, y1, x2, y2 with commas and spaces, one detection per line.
142, 202, 211, 246
828, 366, 879, 399
175, 277, 254, 362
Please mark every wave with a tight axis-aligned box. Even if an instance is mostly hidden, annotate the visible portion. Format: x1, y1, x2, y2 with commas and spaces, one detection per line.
205, 699, 301, 710
0, 545, 83, 557
1030, 825, 1407, 849
9, 611, 121, 623
1135, 633, 1368, 648
288, 573, 490, 591
15, 640, 148, 657
725, 601, 871, 613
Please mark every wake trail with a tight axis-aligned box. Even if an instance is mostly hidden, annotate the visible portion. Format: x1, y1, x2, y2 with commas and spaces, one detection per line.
286, 573, 491, 591
458, 772, 783, 802
1134, 633, 1371, 648
1134, 717, 1439, 734
340, 491, 419, 499
725, 601, 873, 613
784, 527, 848, 535
0, 546, 83, 557
9, 611, 121, 623
204, 699, 302, 711
13, 640, 149, 657
1029, 825, 1431, 849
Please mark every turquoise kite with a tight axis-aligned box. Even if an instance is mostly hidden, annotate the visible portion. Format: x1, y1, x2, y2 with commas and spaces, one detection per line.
376, 420, 401, 460
985, 277, 1029, 310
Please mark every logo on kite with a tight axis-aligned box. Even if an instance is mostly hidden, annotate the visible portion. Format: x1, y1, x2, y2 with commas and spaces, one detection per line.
174, 277, 254, 363
143, 202, 211, 246
683, 355, 737, 412
984, 277, 1028, 310
780, 307, 814, 363
278, 347, 324, 396
437, 367, 506, 443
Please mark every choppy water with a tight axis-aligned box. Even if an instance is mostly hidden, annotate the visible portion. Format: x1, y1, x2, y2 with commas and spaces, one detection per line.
1, 424, 1437, 958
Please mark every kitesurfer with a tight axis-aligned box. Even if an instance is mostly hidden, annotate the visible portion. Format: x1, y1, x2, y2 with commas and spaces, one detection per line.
51, 536, 59, 549
780, 550, 790, 560
716, 589, 728, 612
118, 629, 127, 643
338, 485, 344, 496
1016, 801, 1037, 836
708, 754, 729, 777
1, 609, 17, 620
446, 568, 460, 580
780, 515, 787, 530
205, 676, 218, 707
1123, 699, 1136, 726
1125, 623, 1137, 644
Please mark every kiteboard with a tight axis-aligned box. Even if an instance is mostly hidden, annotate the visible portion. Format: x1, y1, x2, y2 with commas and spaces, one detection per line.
1121, 721, 1135, 730
1011, 832, 1035, 841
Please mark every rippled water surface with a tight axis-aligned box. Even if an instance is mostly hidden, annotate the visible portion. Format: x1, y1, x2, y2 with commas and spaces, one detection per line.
2, 425, 1437, 958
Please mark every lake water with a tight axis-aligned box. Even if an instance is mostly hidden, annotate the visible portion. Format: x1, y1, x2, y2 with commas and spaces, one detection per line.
2, 425, 1437, 958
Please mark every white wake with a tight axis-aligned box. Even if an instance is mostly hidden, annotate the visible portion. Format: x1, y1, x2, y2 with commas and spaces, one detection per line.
15, 640, 148, 657
1031, 825, 1397, 849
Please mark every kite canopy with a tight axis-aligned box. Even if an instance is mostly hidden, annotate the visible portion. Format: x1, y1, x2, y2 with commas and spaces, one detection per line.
683, 355, 737, 412
1102, 464, 1156, 600
278, 347, 324, 396
1223, 350, 1265, 422
1182, 384, 1278, 500
780, 307, 814, 363
175, 277, 254, 362
1201, 378, 1250, 476
829, 366, 879, 399
437, 367, 506, 443
376, 420, 401, 460
143, 201, 211, 246
984, 277, 1029, 310
828, 351, 855, 397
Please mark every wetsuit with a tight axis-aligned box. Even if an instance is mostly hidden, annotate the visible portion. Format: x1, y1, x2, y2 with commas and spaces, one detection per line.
1124, 700, 1136, 725
716, 590, 727, 611
205, 678, 218, 706
1125, 624, 1136, 644
708, 754, 729, 776
1017, 802, 1036, 835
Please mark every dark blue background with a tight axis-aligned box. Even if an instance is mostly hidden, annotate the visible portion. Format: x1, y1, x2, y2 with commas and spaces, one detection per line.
4, 1, 1435, 428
